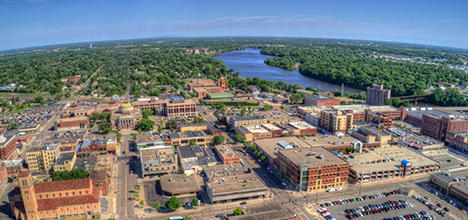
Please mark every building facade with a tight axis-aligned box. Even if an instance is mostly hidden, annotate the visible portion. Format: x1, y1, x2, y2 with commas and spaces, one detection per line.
10, 171, 101, 220
319, 109, 355, 134
366, 84, 391, 106
275, 147, 349, 192
304, 96, 341, 108
0, 135, 18, 161
214, 145, 240, 164
55, 116, 89, 131
420, 114, 468, 142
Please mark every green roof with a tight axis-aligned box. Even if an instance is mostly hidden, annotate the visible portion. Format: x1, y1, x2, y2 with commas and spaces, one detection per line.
208, 93, 234, 99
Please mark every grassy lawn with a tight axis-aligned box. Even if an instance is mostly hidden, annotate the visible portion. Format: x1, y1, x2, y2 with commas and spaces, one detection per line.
0, 91, 50, 96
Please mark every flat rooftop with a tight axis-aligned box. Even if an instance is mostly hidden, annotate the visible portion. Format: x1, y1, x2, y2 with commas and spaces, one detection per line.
229, 201, 295, 220
230, 115, 265, 122
214, 145, 239, 159
406, 107, 463, 120
178, 145, 202, 159
348, 145, 439, 173
55, 152, 75, 165
57, 116, 88, 122
240, 125, 270, 134
140, 146, 175, 161
136, 134, 163, 144
160, 174, 201, 194
279, 146, 349, 167
332, 105, 397, 113
260, 123, 282, 131
204, 163, 267, 193
451, 181, 468, 194
306, 95, 338, 101
289, 121, 316, 130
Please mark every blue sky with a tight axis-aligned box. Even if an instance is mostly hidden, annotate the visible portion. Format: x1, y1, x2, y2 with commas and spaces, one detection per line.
1, 0, 467, 51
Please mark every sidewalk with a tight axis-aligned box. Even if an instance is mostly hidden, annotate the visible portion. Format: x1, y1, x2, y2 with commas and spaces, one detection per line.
99, 158, 120, 220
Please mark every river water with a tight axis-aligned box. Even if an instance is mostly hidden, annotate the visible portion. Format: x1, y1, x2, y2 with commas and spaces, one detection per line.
214, 48, 363, 94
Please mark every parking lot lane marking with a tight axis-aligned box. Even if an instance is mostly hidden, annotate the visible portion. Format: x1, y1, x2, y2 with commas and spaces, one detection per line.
294, 209, 305, 220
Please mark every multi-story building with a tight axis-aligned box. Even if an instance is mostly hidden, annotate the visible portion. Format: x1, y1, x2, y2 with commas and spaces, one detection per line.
162, 130, 215, 147
235, 124, 281, 142
229, 115, 268, 128
348, 126, 392, 148
132, 97, 197, 118
319, 109, 355, 134
420, 114, 468, 141
304, 111, 321, 127
55, 116, 89, 131
449, 180, 468, 204
366, 84, 391, 106
304, 96, 341, 108
140, 146, 178, 177
79, 139, 108, 157
332, 105, 406, 122
287, 122, 317, 136
389, 128, 448, 157
105, 137, 118, 154
9, 171, 101, 220
53, 152, 77, 172
203, 163, 268, 204
135, 134, 165, 152
187, 78, 228, 98
89, 170, 109, 196
177, 145, 217, 175
26, 142, 60, 173
276, 146, 349, 192
446, 130, 468, 153
178, 122, 222, 135
349, 146, 440, 184
109, 101, 143, 130
367, 113, 393, 127
73, 155, 114, 176
429, 172, 456, 195
214, 145, 240, 164
0, 134, 18, 160
297, 106, 323, 117
4, 160, 25, 179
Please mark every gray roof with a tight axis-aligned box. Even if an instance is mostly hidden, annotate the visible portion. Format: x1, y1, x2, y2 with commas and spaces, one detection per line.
55, 152, 75, 165
178, 146, 202, 159
230, 115, 265, 122
305, 95, 338, 101
76, 139, 93, 152
73, 156, 97, 170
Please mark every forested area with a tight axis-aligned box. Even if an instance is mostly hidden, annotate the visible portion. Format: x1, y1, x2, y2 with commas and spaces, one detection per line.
261, 43, 468, 96
1, 38, 466, 104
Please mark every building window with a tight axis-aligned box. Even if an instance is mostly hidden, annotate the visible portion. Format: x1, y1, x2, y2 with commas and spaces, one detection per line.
52, 194, 55, 198
86, 190, 88, 194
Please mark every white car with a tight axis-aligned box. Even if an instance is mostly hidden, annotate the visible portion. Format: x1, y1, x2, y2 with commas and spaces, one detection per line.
336, 187, 343, 191
281, 182, 287, 186
327, 188, 335, 192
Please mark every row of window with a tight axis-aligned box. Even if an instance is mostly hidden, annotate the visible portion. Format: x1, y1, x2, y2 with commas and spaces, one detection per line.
38, 190, 88, 199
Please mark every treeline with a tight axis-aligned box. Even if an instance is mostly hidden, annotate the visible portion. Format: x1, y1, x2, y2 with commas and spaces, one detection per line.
261, 46, 468, 96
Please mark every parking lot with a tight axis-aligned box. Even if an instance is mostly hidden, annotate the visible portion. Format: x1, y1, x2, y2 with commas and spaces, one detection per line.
432, 155, 463, 170
314, 192, 451, 220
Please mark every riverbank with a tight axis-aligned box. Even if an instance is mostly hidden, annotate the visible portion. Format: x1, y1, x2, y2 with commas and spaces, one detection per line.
214, 48, 363, 94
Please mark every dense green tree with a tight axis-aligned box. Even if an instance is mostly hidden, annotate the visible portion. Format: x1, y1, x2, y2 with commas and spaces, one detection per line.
142, 109, 153, 119
215, 135, 225, 144
165, 196, 181, 210
234, 134, 244, 142
138, 118, 155, 131
165, 120, 178, 130
233, 207, 243, 216
98, 122, 112, 133
52, 169, 89, 181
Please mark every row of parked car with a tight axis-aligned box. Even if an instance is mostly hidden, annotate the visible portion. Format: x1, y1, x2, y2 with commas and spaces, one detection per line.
381, 211, 435, 220
412, 194, 449, 217
319, 190, 400, 207
345, 200, 412, 219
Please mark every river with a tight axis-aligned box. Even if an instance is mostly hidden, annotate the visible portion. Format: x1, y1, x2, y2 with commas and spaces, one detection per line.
214, 48, 363, 94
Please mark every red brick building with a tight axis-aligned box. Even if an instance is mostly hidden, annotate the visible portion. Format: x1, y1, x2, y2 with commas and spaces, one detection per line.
275, 147, 349, 192
0, 135, 17, 161
421, 114, 468, 141
304, 96, 341, 108
332, 105, 407, 123
89, 170, 109, 196
10, 171, 101, 220
55, 116, 89, 131
216, 77, 229, 90
214, 145, 240, 164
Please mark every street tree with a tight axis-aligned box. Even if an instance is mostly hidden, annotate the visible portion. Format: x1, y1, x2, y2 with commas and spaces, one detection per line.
233, 207, 243, 216
165, 196, 181, 210
138, 118, 155, 131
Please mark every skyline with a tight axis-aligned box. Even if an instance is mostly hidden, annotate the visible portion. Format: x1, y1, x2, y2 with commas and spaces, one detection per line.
1, 0, 468, 51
